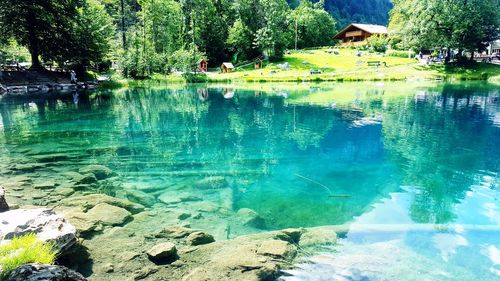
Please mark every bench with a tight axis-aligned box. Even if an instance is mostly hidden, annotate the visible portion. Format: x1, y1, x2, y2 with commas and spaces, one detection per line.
310, 69, 322, 75
367, 61, 387, 67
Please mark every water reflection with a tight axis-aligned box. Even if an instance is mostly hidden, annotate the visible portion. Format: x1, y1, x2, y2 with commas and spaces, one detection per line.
1, 82, 498, 279
0, 82, 498, 230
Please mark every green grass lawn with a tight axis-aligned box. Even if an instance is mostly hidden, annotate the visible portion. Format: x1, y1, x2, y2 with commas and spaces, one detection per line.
206, 48, 500, 82
99, 48, 500, 88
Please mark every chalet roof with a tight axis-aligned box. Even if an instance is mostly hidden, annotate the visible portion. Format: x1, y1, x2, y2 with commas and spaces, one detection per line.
221, 62, 235, 69
334, 23, 388, 39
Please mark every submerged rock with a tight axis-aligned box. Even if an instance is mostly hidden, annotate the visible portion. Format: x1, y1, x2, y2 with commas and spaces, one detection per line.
192, 201, 220, 213
32, 153, 70, 163
236, 208, 266, 228
193, 176, 228, 189
158, 225, 196, 239
158, 193, 182, 205
187, 231, 215, 246
183, 234, 298, 281
274, 228, 304, 244
132, 266, 159, 280
177, 212, 191, 220
74, 173, 98, 185
10, 163, 46, 172
146, 242, 178, 264
78, 165, 114, 180
158, 192, 202, 205
59, 194, 144, 214
257, 240, 297, 260
34, 181, 57, 190
103, 263, 114, 273
126, 189, 156, 207
0, 208, 76, 253
85, 203, 132, 226
6, 263, 86, 281
299, 226, 337, 247
55, 187, 75, 197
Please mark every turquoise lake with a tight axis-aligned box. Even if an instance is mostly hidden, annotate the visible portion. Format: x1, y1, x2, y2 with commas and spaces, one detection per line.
0, 82, 499, 280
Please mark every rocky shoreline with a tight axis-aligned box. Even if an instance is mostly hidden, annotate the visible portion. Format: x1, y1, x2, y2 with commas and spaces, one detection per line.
0, 163, 338, 280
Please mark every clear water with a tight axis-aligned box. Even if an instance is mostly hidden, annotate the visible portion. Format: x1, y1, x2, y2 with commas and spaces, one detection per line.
0, 82, 499, 280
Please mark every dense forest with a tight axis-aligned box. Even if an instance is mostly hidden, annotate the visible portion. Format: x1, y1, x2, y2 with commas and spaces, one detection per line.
0, 0, 338, 77
289, 0, 392, 27
0, 0, 498, 78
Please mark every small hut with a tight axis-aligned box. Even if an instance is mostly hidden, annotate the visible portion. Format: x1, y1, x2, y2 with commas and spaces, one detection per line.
254, 58, 263, 69
221, 62, 235, 73
198, 59, 208, 73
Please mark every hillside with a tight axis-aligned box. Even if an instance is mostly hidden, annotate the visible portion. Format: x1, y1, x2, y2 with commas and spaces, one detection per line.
288, 0, 393, 28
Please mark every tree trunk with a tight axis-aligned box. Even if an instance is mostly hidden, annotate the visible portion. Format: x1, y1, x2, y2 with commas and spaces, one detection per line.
120, 0, 127, 50
445, 47, 451, 64
470, 50, 474, 61
27, 9, 42, 69
0, 187, 9, 212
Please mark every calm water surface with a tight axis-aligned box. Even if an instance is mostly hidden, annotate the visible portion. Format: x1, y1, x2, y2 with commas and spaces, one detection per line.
0, 82, 499, 280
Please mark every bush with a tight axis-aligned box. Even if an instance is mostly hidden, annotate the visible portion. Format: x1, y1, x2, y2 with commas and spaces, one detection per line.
182, 73, 208, 83
367, 35, 388, 53
386, 49, 415, 58
0, 234, 56, 280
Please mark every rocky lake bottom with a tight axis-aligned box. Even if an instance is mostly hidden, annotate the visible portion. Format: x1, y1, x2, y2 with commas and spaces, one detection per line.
0, 82, 499, 280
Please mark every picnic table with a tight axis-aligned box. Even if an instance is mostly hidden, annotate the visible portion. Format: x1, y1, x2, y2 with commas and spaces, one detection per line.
367, 61, 387, 67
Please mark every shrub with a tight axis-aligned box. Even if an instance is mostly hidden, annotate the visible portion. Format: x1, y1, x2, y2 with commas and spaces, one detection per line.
182, 73, 208, 83
386, 49, 415, 58
0, 234, 56, 280
367, 35, 388, 53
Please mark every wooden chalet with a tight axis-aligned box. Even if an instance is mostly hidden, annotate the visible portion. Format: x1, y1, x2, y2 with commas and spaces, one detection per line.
198, 59, 208, 72
334, 23, 388, 43
221, 62, 235, 73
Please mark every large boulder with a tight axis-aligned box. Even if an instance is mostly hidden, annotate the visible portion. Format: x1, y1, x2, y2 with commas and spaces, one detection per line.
85, 203, 132, 226
0, 208, 76, 253
187, 231, 215, 246
236, 208, 266, 228
78, 165, 114, 180
146, 242, 178, 264
74, 173, 98, 185
257, 240, 297, 260
299, 226, 338, 247
274, 228, 304, 244
6, 263, 86, 281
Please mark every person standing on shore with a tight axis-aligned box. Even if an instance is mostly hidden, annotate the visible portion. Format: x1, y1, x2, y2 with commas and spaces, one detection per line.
70, 70, 77, 84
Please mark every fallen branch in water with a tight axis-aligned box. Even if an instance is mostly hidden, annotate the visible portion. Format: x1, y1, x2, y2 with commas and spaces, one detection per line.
294, 174, 352, 198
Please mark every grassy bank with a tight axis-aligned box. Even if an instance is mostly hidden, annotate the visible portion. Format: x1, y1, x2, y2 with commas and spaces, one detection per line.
98, 49, 500, 89
209, 49, 500, 82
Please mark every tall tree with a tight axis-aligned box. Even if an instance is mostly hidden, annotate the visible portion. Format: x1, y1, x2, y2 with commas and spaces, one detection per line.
254, 0, 291, 59
227, 19, 254, 61
0, 0, 82, 68
389, 0, 500, 61
71, 0, 115, 69
289, 0, 336, 49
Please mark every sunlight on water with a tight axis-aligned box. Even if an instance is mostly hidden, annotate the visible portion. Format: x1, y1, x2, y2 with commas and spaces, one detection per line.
0, 81, 498, 280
